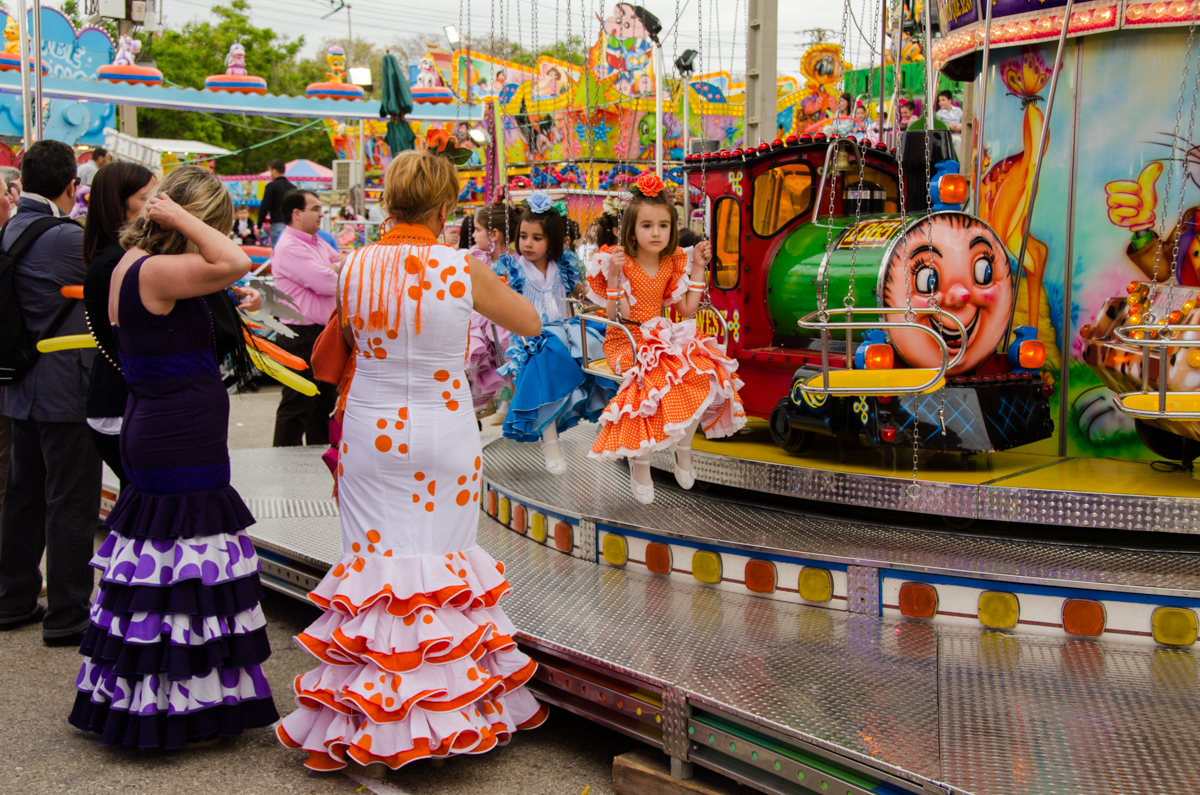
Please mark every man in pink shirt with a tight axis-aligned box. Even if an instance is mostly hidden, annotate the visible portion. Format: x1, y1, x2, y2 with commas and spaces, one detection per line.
271, 189, 343, 446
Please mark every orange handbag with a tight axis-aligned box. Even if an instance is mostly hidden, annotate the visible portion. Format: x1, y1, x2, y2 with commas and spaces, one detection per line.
311, 310, 351, 385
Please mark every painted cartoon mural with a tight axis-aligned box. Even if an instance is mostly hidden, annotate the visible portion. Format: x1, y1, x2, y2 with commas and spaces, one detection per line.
970, 30, 1200, 461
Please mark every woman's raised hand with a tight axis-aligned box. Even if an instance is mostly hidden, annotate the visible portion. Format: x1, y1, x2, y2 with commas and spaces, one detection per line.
145, 194, 187, 231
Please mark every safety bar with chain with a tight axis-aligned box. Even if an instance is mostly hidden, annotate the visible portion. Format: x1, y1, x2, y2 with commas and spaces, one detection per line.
572, 302, 640, 381
795, 306, 967, 396
1111, 324, 1200, 419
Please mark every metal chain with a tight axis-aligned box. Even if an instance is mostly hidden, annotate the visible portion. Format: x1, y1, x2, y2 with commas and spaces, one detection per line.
886, 4, 918, 497
697, 0, 709, 225
731, 0, 741, 145
1166, 28, 1200, 324
457, 0, 464, 131
1150, 9, 1199, 323
917, 16, 946, 438
673, 0, 680, 70
841, 0, 863, 316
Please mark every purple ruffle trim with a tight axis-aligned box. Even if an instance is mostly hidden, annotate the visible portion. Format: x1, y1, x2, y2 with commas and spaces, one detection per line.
103, 485, 256, 541
79, 624, 271, 681
68, 693, 280, 750
95, 574, 265, 618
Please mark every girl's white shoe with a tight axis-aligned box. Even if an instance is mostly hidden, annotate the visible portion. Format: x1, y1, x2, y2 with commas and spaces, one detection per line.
630, 458, 655, 504
672, 447, 695, 490
542, 443, 568, 475
541, 431, 567, 475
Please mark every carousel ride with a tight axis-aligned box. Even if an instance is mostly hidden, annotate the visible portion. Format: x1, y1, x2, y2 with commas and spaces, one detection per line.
233, 2, 1200, 795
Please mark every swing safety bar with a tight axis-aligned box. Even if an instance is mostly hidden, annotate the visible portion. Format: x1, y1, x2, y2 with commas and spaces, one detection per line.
795, 306, 967, 397
572, 303, 640, 382
694, 302, 730, 348
1111, 325, 1200, 420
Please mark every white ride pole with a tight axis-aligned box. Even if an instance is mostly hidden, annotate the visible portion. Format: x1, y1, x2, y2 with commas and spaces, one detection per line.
655, 42, 664, 177
16, 0, 32, 144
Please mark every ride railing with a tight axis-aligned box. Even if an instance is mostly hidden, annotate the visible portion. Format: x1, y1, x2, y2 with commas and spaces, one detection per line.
1111, 324, 1200, 420
795, 306, 967, 397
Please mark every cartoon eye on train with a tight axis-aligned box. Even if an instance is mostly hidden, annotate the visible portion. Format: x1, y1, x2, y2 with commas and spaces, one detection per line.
681, 130, 1056, 455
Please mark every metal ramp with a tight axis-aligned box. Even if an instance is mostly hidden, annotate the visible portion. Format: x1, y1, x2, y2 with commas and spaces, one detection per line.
233, 444, 1200, 795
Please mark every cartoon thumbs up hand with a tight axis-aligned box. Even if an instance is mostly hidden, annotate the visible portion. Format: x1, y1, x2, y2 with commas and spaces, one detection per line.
1106, 162, 1163, 231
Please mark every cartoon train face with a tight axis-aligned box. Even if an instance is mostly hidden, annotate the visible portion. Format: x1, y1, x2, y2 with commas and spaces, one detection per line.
877, 212, 1014, 375
765, 210, 1016, 377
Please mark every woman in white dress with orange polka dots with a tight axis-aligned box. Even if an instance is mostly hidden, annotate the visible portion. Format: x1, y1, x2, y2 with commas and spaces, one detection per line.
277, 144, 545, 772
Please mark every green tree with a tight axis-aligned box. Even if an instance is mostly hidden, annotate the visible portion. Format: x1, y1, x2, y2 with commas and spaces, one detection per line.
491, 35, 589, 67
135, 0, 334, 174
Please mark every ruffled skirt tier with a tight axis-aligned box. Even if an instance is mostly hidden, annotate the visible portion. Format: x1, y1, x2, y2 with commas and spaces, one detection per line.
277, 546, 547, 771
590, 316, 747, 460
502, 319, 615, 443
466, 313, 511, 410
68, 484, 279, 749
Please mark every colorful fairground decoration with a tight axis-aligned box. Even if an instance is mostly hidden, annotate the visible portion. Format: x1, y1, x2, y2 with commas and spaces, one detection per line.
340, 5, 850, 194
0, 7, 115, 147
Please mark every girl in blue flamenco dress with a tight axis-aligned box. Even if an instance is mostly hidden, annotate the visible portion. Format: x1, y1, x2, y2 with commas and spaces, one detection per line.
493, 192, 614, 474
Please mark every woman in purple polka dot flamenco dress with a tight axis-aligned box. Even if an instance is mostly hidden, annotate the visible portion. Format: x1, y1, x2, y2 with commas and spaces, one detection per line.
68, 165, 279, 749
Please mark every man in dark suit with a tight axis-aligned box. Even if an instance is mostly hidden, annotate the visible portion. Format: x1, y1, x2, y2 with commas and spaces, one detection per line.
0, 139, 101, 646
258, 158, 294, 247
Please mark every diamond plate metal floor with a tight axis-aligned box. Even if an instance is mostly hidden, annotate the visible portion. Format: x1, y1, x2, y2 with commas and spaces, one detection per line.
481, 426, 1200, 598
232, 446, 1200, 795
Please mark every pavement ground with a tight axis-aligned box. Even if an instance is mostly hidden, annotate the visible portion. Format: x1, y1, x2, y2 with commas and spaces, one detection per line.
1, 385, 647, 795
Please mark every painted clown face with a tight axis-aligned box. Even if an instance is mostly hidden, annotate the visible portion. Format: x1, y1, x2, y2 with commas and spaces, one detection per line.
881, 213, 1012, 375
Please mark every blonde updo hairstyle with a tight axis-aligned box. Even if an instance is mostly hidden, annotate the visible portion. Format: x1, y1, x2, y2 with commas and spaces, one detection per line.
120, 164, 233, 255
381, 149, 459, 226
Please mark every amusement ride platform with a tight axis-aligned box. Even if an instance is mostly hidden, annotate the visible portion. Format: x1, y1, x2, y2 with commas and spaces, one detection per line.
235, 425, 1200, 795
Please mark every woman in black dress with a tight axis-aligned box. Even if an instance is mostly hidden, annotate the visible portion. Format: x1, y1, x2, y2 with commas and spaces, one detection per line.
82, 163, 158, 487
82, 163, 262, 486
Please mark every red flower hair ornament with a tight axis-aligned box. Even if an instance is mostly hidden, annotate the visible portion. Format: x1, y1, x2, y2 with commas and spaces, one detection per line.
424, 128, 473, 165
632, 172, 666, 198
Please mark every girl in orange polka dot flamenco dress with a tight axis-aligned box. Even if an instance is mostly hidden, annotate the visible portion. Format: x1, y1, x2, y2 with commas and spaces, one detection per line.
276, 140, 547, 773
586, 173, 746, 504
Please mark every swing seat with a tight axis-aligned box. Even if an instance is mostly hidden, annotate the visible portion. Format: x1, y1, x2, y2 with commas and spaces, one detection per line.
1117, 392, 1200, 417
585, 359, 624, 383
803, 368, 945, 395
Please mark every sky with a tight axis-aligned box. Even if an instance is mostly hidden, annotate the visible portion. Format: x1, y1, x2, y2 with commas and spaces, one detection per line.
152, 0, 878, 77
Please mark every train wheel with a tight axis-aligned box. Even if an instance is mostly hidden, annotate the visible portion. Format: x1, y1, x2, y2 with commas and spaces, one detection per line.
1135, 419, 1185, 461
770, 400, 816, 455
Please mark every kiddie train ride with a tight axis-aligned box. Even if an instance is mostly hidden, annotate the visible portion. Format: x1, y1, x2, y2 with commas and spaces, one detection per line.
682, 130, 1054, 461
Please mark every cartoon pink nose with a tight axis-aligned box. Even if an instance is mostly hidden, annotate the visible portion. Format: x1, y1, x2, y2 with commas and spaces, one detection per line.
942, 283, 971, 308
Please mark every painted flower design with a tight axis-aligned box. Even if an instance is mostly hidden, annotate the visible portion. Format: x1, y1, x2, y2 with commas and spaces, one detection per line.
527, 191, 553, 214
1000, 45, 1051, 101
635, 172, 665, 198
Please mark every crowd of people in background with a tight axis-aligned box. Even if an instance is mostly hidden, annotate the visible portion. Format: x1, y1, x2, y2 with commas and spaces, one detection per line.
821, 88, 963, 155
